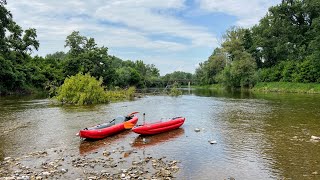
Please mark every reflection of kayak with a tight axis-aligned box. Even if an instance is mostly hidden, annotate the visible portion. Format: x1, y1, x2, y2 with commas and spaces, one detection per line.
132, 128, 184, 148
132, 117, 185, 135
78, 114, 138, 139
79, 131, 131, 155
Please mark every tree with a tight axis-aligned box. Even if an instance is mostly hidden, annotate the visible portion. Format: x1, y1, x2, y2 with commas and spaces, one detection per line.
0, 0, 11, 53
63, 31, 116, 85
218, 52, 257, 88
0, 2, 40, 94
222, 27, 246, 61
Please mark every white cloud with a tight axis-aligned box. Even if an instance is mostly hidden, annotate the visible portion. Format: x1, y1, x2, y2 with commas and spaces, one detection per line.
198, 0, 281, 27
5, 0, 277, 74
6, 0, 217, 56
94, 0, 216, 47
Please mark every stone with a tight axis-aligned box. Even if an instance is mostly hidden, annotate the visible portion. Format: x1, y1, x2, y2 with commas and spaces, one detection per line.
103, 151, 110, 156
42, 172, 50, 176
311, 136, 320, 140
4, 157, 12, 161
194, 128, 200, 132
121, 173, 126, 178
209, 140, 217, 144
35, 176, 43, 180
17, 176, 30, 180
61, 168, 68, 173
4, 177, 16, 180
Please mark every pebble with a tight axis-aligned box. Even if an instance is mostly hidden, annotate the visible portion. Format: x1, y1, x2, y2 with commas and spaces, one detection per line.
103, 150, 111, 156
209, 140, 217, 144
4, 157, 12, 161
88, 176, 97, 180
42, 172, 50, 176
194, 128, 200, 132
3, 177, 15, 180
0, 149, 180, 180
61, 168, 68, 173
311, 136, 320, 140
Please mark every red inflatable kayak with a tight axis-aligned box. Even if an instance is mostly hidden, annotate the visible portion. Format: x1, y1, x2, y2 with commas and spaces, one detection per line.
132, 117, 185, 135
78, 114, 138, 139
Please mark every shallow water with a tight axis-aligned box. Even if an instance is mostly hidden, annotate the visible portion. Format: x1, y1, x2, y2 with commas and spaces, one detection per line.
1, 90, 320, 179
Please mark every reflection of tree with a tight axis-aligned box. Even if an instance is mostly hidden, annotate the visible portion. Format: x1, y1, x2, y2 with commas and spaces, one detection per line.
216, 98, 275, 177
191, 88, 255, 99
257, 96, 320, 179
220, 93, 320, 179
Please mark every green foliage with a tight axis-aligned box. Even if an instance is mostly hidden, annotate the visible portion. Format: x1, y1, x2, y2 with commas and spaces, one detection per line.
163, 71, 194, 86
55, 73, 108, 105
55, 73, 137, 105
197, 0, 320, 88
253, 82, 320, 93
3, 0, 320, 95
256, 60, 320, 83
0, 55, 16, 93
217, 61, 257, 89
222, 27, 246, 61
0, 2, 41, 94
105, 86, 136, 102
63, 31, 115, 85
169, 83, 182, 96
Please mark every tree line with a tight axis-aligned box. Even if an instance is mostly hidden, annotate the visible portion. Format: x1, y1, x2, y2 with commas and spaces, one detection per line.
195, 0, 320, 88
2, 0, 318, 95
0, 1, 193, 95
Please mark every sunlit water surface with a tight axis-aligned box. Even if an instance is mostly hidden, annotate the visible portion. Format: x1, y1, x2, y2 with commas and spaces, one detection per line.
1, 89, 320, 179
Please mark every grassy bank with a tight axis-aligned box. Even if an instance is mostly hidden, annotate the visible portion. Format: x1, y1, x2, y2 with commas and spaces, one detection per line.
252, 82, 320, 93
191, 84, 224, 89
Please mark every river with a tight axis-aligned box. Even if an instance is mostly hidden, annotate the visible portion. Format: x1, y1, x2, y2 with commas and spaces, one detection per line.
1, 89, 320, 179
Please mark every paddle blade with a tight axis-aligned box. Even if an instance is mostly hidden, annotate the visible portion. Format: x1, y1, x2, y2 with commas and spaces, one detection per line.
124, 121, 135, 129
128, 111, 139, 116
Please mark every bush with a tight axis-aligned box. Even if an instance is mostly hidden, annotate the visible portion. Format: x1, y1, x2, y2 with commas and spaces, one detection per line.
256, 59, 320, 83
105, 86, 136, 102
55, 73, 108, 105
169, 83, 182, 96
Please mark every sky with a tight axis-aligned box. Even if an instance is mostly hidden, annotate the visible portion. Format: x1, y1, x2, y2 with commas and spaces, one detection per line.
6, 0, 281, 75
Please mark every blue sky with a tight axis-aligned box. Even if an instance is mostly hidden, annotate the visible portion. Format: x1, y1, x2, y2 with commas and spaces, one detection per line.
7, 0, 281, 75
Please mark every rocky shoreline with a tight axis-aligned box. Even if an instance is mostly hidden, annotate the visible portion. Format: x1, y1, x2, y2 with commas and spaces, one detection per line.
0, 146, 180, 180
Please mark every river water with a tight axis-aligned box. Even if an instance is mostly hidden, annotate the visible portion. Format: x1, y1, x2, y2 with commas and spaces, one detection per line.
1, 89, 320, 179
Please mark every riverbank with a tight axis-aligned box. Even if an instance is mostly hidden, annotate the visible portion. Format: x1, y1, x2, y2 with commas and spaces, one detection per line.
191, 84, 224, 90
252, 82, 320, 93
0, 145, 180, 179
193, 82, 320, 94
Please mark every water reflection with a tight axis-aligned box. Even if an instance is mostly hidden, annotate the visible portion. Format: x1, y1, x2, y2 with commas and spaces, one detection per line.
131, 128, 184, 148
189, 88, 255, 99
79, 131, 132, 155
1, 89, 320, 179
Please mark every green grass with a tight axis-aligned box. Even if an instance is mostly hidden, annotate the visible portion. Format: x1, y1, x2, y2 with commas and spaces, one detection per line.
252, 82, 320, 93
192, 84, 225, 89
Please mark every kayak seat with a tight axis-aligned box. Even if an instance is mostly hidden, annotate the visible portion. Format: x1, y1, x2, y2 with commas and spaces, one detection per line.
124, 115, 133, 121
86, 122, 116, 130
